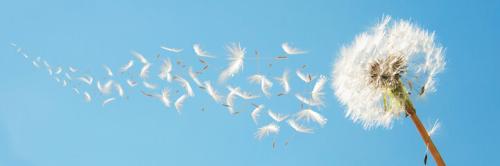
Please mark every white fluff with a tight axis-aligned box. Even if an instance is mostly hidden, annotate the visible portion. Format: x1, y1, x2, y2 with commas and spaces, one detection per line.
188, 67, 203, 88
225, 90, 238, 114
287, 119, 313, 133
158, 58, 172, 82
62, 80, 67, 87
68, 66, 78, 73
131, 51, 149, 64
332, 16, 446, 128
193, 43, 215, 58
142, 81, 157, 90
298, 94, 321, 107
32, 61, 40, 68
248, 74, 273, 97
161, 45, 183, 53
97, 80, 114, 95
103, 65, 113, 77
227, 86, 259, 99
78, 76, 93, 85
175, 94, 188, 112
282, 42, 307, 55
158, 88, 171, 108
73, 88, 80, 94
126, 79, 137, 87
251, 104, 264, 124
64, 73, 72, 80
139, 63, 151, 79
296, 69, 315, 83
55, 67, 63, 75
268, 110, 289, 122
255, 123, 280, 140
42, 60, 50, 69
83, 91, 91, 102
310, 75, 327, 105
174, 76, 194, 97
120, 60, 134, 73
275, 70, 290, 95
296, 109, 327, 127
204, 81, 222, 103
219, 43, 245, 82
47, 68, 53, 76
102, 97, 116, 106
115, 83, 124, 97
427, 119, 441, 136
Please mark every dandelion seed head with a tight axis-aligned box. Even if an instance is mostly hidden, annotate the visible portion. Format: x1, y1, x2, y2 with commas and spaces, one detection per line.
332, 16, 445, 129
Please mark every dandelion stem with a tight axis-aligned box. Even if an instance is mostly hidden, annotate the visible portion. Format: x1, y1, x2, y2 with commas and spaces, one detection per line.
405, 99, 446, 166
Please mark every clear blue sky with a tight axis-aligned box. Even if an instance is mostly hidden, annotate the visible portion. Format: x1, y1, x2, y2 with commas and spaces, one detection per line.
0, 0, 498, 165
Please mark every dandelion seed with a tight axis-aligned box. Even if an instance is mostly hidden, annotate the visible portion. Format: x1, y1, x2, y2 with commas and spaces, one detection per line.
161, 45, 183, 53
287, 119, 313, 133
102, 97, 116, 106
268, 109, 289, 122
296, 109, 327, 127
158, 58, 173, 82
120, 60, 134, 73
255, 123, 280, 140
175, 94, 188, 112
248, 74, 273, 97
282, 42, 307, 55
83, 91, 92, 102
131, 51, 149, 64
97, 80, 113, 95
219, 43, 245, 82
193, 44, 214, 58
251, 104, 265, 124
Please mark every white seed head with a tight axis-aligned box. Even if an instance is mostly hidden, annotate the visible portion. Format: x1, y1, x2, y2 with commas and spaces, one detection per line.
332, 16, 445, 129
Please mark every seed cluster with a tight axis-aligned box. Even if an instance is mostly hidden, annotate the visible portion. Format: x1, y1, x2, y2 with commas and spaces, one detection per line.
368, 55, 407, 90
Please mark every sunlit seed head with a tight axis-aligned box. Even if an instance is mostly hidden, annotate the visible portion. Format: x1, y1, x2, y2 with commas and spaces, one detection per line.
332, 15, 446, 129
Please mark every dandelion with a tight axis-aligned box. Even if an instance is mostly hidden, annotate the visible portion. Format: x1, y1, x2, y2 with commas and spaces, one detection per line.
332, 16, 445, 165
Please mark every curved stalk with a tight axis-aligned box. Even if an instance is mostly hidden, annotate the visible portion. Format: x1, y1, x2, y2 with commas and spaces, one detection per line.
405, 99, 446, 166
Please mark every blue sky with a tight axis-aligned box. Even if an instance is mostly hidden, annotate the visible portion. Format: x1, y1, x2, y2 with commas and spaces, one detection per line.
0, 0, 499, 165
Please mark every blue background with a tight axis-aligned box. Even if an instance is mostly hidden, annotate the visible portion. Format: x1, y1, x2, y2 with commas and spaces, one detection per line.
1, 0, 499, 165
